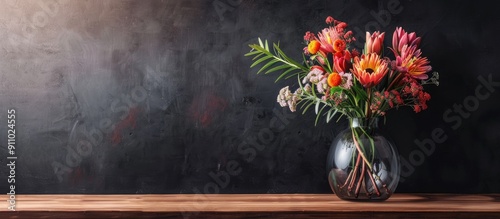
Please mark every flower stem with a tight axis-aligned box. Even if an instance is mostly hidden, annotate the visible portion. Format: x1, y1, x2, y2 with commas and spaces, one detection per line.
367, 168, 381, 197
348, 153, 361, 191
387, 72, 405, 91
366, 87, 372, 118
351, 127, 373, 170
354, 161, 366, 197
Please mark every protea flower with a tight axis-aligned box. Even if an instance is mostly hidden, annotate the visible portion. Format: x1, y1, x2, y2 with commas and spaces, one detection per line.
352, 53, 389, 88
365, 31, 385, 55
391, 27, 421, 56
317, 27, 341, 53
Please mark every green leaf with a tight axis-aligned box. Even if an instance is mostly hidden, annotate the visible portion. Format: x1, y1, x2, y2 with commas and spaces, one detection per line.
330, 86, 343, 95
257, 59, 279, 74
246, 39, 309, 83
244, 50, 261, 56
250, 55, 273, 68
275, 67, 298, 82
301, 100, 315, 115
314, 100, 321, 114
351, 84, 368, 101
326, 109, 338, 123
258, 38, 264, 48
251, 52, 266, 61
265, 64, 291, 75
314, 104, 327, 126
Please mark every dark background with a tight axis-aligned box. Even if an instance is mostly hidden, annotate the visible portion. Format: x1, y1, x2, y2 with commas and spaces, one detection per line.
0, 0, 499, 194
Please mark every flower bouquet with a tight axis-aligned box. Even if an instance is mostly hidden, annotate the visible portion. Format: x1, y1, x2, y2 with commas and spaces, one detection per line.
245, 16, 439, 200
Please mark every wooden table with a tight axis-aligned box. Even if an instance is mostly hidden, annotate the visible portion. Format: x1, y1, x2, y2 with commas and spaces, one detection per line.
2, 194, 500, 218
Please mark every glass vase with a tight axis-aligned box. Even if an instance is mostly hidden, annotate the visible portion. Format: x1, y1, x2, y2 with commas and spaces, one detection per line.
326, 117, 400, 201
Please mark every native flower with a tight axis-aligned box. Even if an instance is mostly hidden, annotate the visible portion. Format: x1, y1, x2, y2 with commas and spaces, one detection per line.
328, 72, 342, 87
246, 16, 439, 200
391, 27, 421, 56
339, 72, 353, 89
246, 17, 437, 119
365, 31, 385, 55
277, 86, 301, 112
393, 44, 432, 79
351, 53, 389, 88
316, 26, 342, 53
303, 66, 326, 84
308, 40, 321, 54
334, 50, 352, 73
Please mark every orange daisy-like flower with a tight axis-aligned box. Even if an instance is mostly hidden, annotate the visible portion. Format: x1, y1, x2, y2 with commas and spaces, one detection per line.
328, 72, 342, 87
333, 39, 346, 53
307, 40, 321, 54
351, 53, 389, 88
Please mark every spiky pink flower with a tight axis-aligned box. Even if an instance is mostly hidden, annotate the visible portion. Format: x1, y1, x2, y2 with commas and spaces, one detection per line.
391, 27, 421, 56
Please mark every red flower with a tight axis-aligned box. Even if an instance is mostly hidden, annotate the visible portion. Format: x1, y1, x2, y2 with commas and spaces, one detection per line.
304, 31, 316, 41
310, 65, 325, 72
325, 16, 334, 24
334, 50, 352, 73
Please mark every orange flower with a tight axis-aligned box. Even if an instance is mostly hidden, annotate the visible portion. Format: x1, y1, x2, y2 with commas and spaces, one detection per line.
307, 40, 321, 54
333, 39, 346, 52
351, 53, 389, 88
327, 72, 342, 87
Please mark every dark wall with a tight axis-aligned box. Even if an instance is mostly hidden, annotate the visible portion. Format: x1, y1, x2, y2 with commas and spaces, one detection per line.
0, 0, 499, 194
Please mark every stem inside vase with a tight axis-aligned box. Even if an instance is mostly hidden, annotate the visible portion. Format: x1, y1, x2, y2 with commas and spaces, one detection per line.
327, 117, 400, 200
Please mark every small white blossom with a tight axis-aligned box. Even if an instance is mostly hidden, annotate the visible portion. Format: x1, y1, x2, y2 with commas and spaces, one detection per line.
339, 72, 353, 89
276, 86, 302, 112
303, 84, 312, 93
303, 68, 325, 84
317, 77, 328, 94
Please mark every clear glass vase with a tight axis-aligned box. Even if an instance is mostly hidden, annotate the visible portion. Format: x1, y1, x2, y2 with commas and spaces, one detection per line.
326, 117, 400, 201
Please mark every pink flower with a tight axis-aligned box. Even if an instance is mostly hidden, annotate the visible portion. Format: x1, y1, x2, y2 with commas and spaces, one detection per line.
304, 31, 316, 41
339, 72, 353, 89
391, 27, 421, 56
395, 44, 432, 79
325, 16, 334, 24
317, 27, 341, 53
365, 31, 385, 55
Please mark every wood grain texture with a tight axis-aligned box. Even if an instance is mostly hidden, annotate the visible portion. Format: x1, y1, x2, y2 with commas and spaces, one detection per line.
2, 194, 500, 218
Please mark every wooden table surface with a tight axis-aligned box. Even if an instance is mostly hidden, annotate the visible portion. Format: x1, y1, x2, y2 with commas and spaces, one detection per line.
2, 194, 500, 218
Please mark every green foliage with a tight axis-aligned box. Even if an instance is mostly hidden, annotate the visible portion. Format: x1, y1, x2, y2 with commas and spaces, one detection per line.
245, 38, 309, 82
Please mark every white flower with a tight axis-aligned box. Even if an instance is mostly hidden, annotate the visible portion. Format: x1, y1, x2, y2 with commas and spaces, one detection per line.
339, 72, 353, 89
317, 77, 328, 94
303, 68, 325, 84
276, 86, 302, 112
